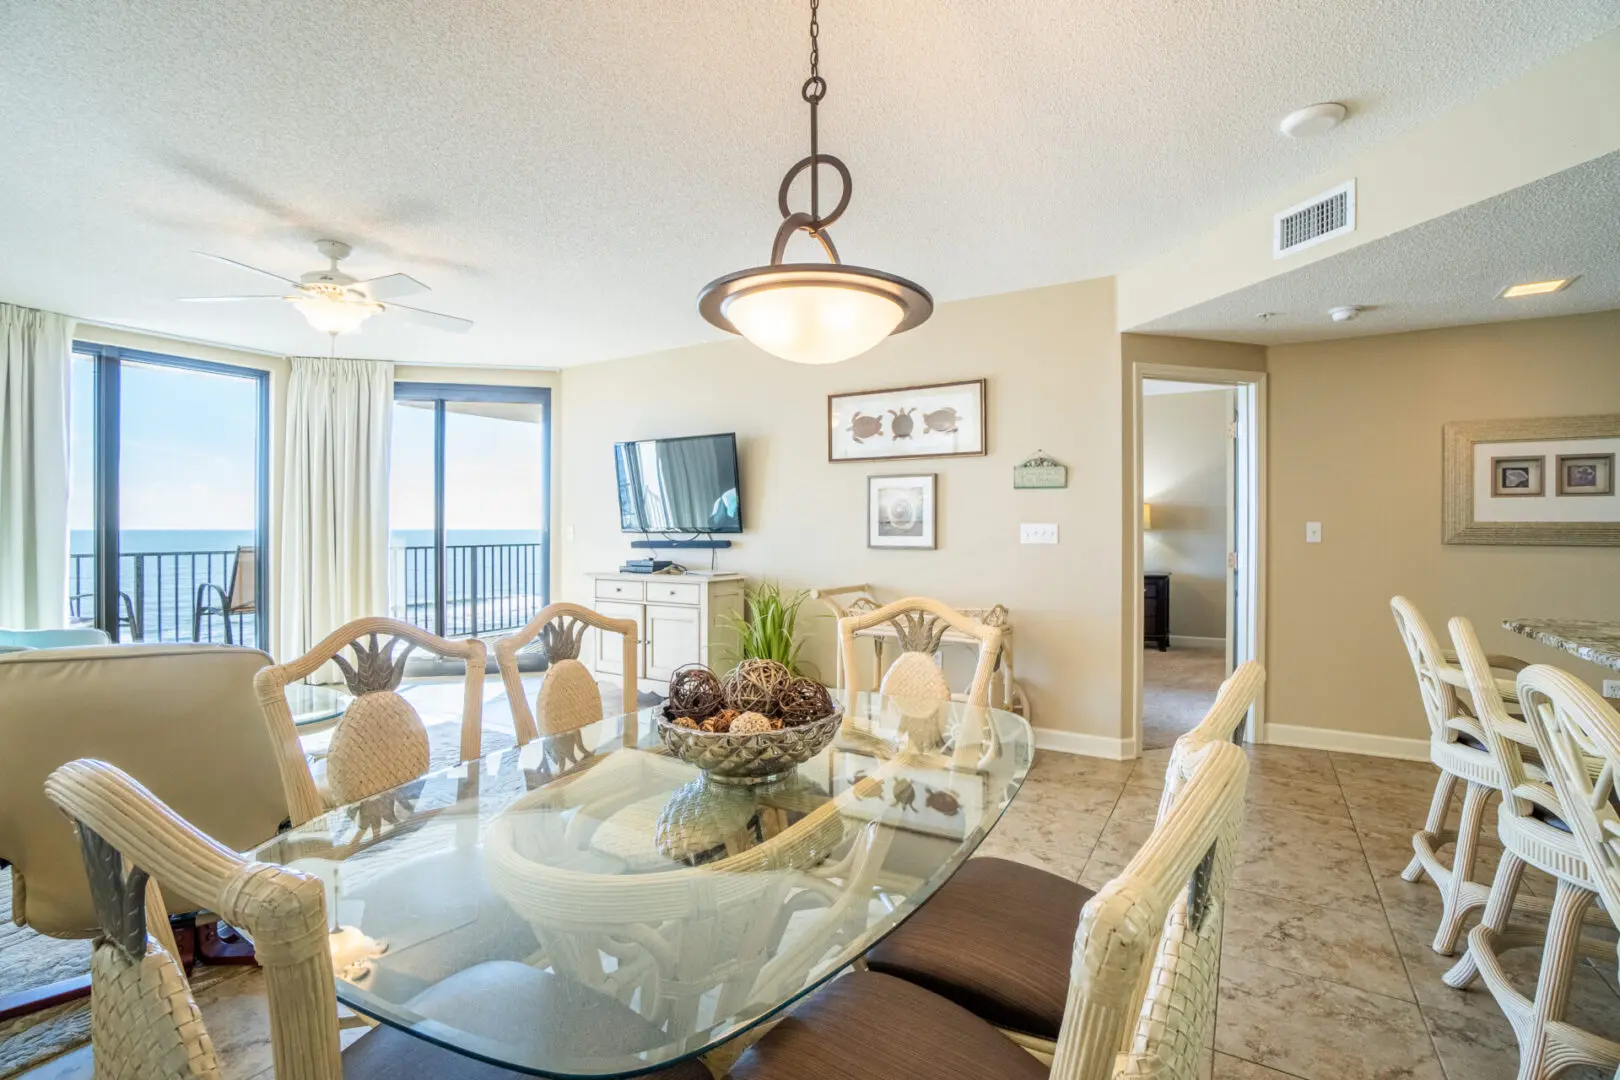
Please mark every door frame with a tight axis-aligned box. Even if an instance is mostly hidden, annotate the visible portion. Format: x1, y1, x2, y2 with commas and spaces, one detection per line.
1129, 363, 1268, 747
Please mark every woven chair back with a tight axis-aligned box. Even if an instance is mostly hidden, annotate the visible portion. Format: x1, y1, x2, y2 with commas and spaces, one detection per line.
1050, 740, 1249, 1080
255, 616, 487, 826
1390, 597, 1463, 743
495, 602, 638, 744
837, 596, 1004, 708
45, 759, 342, 1080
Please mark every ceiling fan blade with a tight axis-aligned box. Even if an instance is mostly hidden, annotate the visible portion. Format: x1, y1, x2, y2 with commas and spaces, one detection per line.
194, 252, 300, 285
355, 273, 429, 301
178, 295, 289, 303
384, 302, 473, 334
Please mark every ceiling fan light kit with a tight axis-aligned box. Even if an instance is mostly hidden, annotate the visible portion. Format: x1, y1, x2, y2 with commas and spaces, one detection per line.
698, 0, 931, 365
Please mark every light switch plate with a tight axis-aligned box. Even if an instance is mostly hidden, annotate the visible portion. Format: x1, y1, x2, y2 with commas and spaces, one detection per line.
1305, 521, 1322, 543
1020, 523, 1059, 544
1605, 679, 1620, 700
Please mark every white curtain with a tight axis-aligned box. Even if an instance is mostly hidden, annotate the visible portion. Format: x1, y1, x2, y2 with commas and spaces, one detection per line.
277, 355, 393, 672
0, 303, 74, 628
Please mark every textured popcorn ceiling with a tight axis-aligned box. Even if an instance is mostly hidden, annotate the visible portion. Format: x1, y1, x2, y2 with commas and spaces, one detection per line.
1, 1, 1617, 366
1136, 151, 1620, 345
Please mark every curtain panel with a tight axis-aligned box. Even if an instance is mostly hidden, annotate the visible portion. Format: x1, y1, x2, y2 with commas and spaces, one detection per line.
277, 355, 392, 676
0, 303, 74, 628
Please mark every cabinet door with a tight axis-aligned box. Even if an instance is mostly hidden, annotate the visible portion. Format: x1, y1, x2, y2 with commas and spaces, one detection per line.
644, 603, 702, 682
593, 601, 643, 677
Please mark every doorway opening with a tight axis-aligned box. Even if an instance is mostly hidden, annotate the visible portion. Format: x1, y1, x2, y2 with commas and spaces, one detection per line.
1131, 365, 1265, 753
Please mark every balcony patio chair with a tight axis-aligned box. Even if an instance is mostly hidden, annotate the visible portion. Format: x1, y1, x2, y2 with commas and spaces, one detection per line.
858, 662, 1263, 1060
69, 587, 141, 640
727, 738, 1251, 1080
193, 544, 256, 645
836, 597, 1004, 709
254, 617, 487, 827
1441, 632, 1620, 1080
1390, 596, 1529, 954
42, 758, 712, 1080
494, 602, 639, 744
0, 644, 288, 1020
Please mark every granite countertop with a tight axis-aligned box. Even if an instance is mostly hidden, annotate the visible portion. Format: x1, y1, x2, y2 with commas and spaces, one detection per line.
1503, 618, 1620, 673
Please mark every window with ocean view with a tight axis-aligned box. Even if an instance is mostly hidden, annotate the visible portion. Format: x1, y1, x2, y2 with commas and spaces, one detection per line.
68, 344, 268, 645
389, 383, 550, 639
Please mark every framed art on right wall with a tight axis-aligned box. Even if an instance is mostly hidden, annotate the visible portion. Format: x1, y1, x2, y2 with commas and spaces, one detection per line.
1443, 414, 1620, 546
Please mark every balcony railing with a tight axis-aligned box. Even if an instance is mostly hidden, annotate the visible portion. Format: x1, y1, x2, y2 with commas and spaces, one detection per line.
69, 541, 546, 649
69, 549, 256, 647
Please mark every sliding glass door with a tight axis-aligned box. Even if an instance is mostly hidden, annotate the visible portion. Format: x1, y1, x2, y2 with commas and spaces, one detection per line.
389, 383, 550, 638
68, 344, 269, 645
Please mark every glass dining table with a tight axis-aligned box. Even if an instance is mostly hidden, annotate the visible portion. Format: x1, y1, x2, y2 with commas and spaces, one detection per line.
251, 692, 1034, 1078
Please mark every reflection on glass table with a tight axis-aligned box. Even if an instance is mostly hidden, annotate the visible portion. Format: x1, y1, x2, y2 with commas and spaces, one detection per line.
284, 682, 353, 727
251, 692, 1034, 1078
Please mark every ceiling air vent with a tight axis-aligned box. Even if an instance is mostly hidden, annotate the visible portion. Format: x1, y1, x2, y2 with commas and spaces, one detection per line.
1273, 180, 1355, 258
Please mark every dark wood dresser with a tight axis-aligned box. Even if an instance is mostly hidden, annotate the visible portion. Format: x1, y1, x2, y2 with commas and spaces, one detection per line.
1144, 572, 1171, 651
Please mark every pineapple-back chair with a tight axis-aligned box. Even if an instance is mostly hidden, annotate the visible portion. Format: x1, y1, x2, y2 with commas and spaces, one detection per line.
494, 602, 638, 745
1445, 644, 1620, 1080
1389, 597, 1527, 954
42, 759, 711, 1080
836, 597, 1004, 708
255, 617, 487, 828
727, 739, 1252, 1080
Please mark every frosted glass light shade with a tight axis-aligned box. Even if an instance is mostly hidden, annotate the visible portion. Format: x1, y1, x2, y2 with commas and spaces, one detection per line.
289, 293, 381, 335
723, 284, 904, 365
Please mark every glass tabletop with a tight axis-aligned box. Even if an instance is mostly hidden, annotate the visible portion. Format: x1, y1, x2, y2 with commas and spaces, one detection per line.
284, 682, 353, 727
251, 692, 1033, 1078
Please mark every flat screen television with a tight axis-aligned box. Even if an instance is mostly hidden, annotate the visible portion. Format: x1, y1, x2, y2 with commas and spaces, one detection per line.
615, 432, 742, 534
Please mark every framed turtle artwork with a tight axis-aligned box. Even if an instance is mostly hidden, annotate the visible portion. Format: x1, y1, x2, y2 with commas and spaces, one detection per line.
828, 378, 987, 462
827, 748, 989, 840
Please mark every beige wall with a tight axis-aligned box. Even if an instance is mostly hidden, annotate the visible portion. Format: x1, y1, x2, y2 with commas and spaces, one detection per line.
1143, 389, 1231, 639
559, 278, 1128, 745
1268, 310, 1620, 743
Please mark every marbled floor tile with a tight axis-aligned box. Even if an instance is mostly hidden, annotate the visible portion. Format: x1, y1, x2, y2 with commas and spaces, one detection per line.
1328, 753, 1441, 796
1216, 955, 1446, 1080
1233, 806, 1382, 910
979, 789, 1110, 881
1078, 814, 1158, 892
1242, 744, 1334, 780
1027, 748, 1136, 788
1423, 996, 1612, 1080
191, 968, 275, 1080
1108, 780, 1165, 824
1211, 1052, 1307, 1080
1223, 888, 1414, 1001
1243, 772, 1351, 822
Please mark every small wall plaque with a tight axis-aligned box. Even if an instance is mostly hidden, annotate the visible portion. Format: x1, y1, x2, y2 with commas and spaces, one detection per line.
1014, 451, 1067, 490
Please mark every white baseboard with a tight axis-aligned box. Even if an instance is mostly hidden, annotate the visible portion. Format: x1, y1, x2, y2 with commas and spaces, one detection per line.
1265, 723, 1429, 762
1034, 726, 1136, 761
1167, 635, 1225, 649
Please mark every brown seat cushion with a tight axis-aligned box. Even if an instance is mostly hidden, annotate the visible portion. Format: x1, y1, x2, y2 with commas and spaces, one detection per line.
730, 971, 1049, 1080
342, 960, 710, 1080
865, 856, 1093, 1039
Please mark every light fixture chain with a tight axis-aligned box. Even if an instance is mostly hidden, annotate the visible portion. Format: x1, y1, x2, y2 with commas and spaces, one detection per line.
809, 0, 819, 79
807, 0, 822, 223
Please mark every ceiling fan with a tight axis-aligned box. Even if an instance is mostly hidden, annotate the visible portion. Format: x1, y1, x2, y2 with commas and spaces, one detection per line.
180, 239, 472, 335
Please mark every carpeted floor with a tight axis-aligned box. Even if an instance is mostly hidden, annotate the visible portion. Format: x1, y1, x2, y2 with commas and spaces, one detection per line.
1140, 644, 1227, 750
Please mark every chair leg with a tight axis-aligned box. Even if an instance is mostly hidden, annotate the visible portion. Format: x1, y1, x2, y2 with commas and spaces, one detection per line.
1444, 848, 1525, 988
1513, 881, 1613, 1080
1403, 770, 1457, 883
1431, 780, 1492, 955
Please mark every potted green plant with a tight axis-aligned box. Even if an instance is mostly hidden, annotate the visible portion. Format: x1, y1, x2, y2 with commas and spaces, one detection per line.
722, 580, 814, 675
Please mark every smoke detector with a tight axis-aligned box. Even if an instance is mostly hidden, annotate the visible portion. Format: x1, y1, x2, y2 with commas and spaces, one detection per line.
1280, 103, 1348, 138
1329, 306, 1362, 323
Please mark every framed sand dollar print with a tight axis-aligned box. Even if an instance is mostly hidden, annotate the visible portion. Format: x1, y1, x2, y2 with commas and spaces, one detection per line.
868, 474, 937, 549
829, 379, 986, 462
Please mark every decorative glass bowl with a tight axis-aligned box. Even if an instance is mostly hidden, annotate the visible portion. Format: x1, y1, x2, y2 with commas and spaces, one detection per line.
655, 705, 843, 785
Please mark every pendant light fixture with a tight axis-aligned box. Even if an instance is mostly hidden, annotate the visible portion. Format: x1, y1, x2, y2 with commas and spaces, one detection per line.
698, 0, 932, 365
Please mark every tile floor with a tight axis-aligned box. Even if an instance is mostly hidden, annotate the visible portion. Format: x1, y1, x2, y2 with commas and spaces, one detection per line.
18, 742, 1620, 1079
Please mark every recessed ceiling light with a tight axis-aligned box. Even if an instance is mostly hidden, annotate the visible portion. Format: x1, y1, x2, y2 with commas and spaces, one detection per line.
1329, 306, 1361, 323
1499, 277, 1575, 299
1279, 103, 1347, 138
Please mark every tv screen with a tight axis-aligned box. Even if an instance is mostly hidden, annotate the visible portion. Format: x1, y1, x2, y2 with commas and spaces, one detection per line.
615, 433, 742, 534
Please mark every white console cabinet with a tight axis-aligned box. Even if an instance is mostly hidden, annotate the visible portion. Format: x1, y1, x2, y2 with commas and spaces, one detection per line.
586, 571, 745, 695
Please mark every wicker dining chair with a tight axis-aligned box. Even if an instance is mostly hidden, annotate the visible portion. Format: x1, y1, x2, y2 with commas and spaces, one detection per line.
728, 738, 1251, 1080
255, 617, 487, 827
860, 661, 1264, 1059
1389, 597, 1529, 954
42, 758, 711, 1080
836, 597, 1003, 708
1443, 643, 1620, 1080
494, 602, 638, 744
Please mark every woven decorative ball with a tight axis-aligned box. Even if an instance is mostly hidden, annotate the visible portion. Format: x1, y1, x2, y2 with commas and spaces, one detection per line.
730, 711, 774, 735
667, 664, 725, 720
777, 677, 834, 727
723, 659, 793, 716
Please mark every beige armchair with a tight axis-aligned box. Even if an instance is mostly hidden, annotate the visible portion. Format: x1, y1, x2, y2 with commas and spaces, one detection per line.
0, 644, 289, 1015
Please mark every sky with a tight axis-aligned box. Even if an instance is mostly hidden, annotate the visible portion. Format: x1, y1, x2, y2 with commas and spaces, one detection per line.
70, 354, 546, 536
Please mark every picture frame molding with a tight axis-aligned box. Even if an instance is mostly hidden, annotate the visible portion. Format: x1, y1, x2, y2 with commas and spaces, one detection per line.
1442, 414, 1620, 546
827, 378, 988, 463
